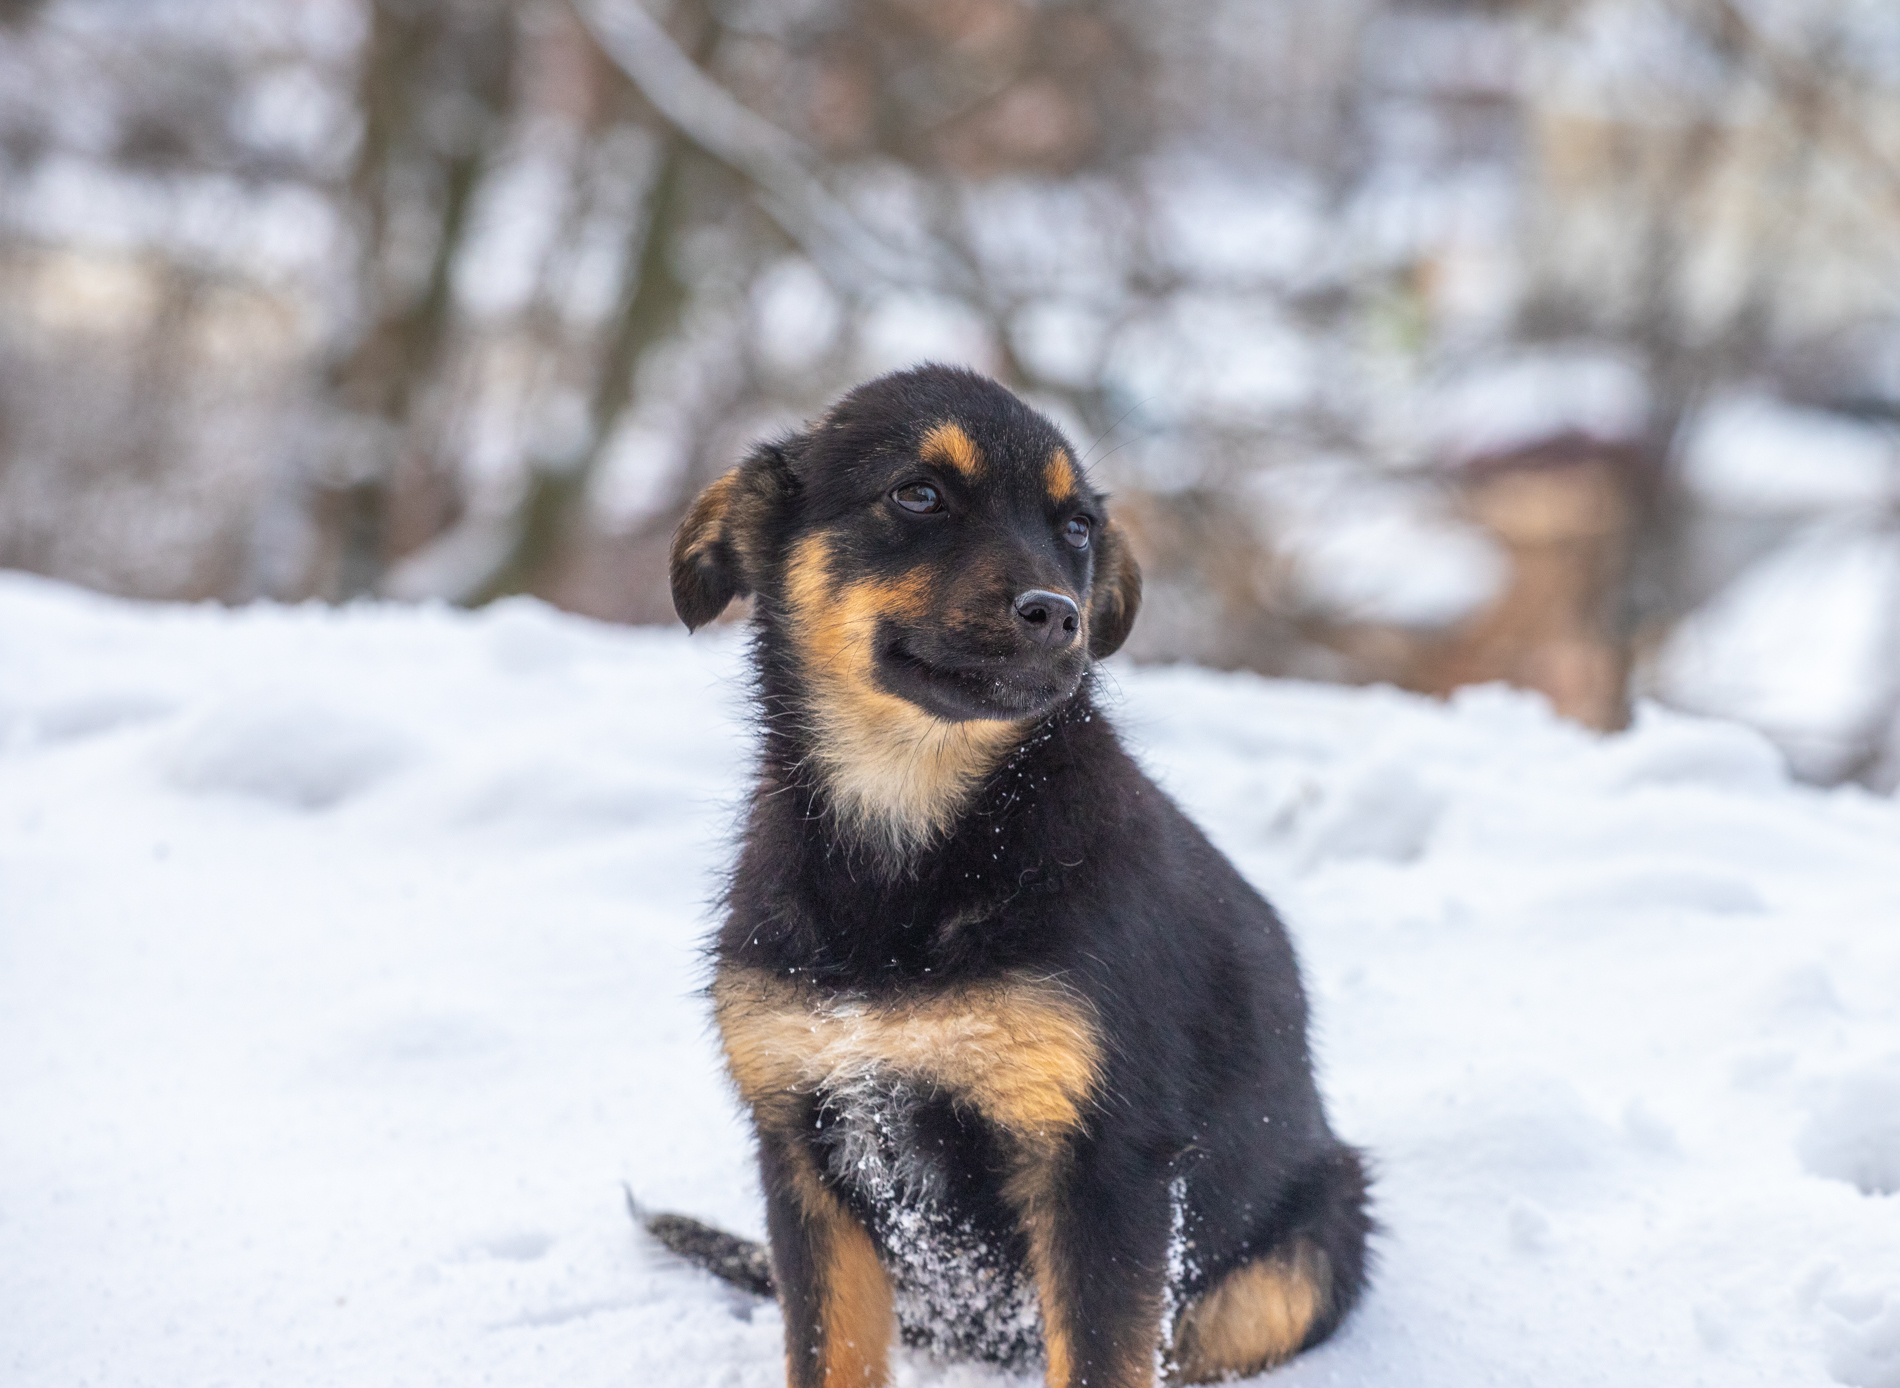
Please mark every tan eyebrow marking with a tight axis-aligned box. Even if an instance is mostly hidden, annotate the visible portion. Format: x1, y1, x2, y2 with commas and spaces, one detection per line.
919, 421, 985, 479
1044, 447, 1078, 503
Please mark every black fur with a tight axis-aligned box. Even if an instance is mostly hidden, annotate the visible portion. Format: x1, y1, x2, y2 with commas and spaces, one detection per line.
657, 366, 1370, 1385
638, 1206, 776, 1299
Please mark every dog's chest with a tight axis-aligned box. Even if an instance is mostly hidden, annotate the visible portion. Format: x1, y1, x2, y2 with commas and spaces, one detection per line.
712, 966, 1105, 1369
712, 965, 1104, 1147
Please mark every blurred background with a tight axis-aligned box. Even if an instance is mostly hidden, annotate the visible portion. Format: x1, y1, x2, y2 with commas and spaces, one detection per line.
1, 0, 1896, 788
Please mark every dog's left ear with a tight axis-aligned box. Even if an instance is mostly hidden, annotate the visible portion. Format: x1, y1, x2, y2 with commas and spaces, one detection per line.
669, 438, 801, 631
1087, 518, 1143, 659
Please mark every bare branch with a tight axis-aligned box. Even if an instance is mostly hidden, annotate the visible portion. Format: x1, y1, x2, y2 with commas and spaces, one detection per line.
1698, 0, 1900, 217
571, 0, 971, 296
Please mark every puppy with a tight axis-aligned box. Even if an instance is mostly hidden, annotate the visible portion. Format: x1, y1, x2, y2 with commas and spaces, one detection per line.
664, 365, 1370, 1386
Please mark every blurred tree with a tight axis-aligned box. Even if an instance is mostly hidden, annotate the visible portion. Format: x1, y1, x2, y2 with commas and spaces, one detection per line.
0, 0, 1895, 778
0, 0, 47, 28
472, 0, 717, 609
309, 0, 517, 598
1515, 0, 1900, 643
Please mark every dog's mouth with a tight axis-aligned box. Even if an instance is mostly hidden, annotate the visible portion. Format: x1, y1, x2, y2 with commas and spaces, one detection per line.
876, 635, 1080, 723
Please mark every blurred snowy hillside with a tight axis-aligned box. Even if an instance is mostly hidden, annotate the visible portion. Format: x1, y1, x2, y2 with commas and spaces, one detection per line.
0, 0, 1896, 785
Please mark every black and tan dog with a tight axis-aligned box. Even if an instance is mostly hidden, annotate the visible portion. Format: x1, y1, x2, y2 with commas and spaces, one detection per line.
657, 365, 1370, 1386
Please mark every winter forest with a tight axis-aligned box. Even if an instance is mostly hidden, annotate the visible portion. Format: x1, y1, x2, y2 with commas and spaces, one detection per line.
3, 3, 1899, 1387
1, 0, 1898, 778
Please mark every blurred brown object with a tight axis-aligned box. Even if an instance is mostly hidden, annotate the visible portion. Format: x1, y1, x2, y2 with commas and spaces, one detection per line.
1421, 436, 1641, 730
1110, 487, 1317, 677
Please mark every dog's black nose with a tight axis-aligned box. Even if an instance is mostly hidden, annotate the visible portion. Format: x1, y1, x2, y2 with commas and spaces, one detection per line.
1013, 589, 1080, 650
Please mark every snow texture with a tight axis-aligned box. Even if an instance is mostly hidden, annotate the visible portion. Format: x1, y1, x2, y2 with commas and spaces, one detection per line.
3, 572, 1898, 1388
1653, 519, 1900, 782
1424, 347, 1649, 460
1684, 395, 1899, 515
1250, 462, 1508, 630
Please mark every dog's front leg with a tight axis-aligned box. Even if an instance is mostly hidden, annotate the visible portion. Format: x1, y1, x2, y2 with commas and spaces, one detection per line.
1009, 1141, 1173, 1388
758, 1120, 894, 1388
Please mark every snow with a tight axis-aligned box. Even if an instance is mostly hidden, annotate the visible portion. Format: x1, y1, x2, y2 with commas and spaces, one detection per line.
1658, 398, 1899, 783
1107, 294, 1315, 425
856, 291, 998, 379
1250, 462, 1508, 629
4, 572, 1899, 1388
1425, 346, 1648, 462
752, 256, 845, 376
1684, 396, 1898, 515
1147, 163, 1326, 287
1652, 519, 1900, 783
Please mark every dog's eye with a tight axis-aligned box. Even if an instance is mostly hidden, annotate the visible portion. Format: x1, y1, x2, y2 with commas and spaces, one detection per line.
1063, 517, 1091, 550
892, 482, 944, 514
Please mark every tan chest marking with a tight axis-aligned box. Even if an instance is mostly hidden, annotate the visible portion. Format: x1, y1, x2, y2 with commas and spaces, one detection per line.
714, 967, 1104, 1147
782, 533, 1021, 857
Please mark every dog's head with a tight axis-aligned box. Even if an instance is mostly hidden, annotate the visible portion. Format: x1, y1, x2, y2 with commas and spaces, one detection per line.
669, 366, 1141, 853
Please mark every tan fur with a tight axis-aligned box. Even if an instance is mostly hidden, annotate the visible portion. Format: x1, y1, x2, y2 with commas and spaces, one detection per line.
1044, 448, 1078, 503
820, 1215, 894, 1387
717, 965, 1108, 1385
677, 469, 742, 560
670, 462, 791, 627
920, 421, 986, 479
1090, 519, 1137, 635
782, 533, 1021, 856
1036, 1270, 1079, 1387
780, 1141, 895, 1387
714, 965, 1104, 1143
1170, 1242, 1330, 1384
1011, 1182, 1083, 1388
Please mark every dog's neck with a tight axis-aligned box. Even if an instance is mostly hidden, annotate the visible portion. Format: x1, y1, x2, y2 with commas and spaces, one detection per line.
806, 702, 1024, 862
733, 661, 1110, 981
751, 620, 1054, 869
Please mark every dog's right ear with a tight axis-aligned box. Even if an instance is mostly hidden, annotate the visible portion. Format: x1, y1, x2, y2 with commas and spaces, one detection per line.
669, 438, 801, 631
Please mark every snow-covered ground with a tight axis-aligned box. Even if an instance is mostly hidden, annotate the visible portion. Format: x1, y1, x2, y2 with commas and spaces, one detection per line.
3, 571, 1897, 1388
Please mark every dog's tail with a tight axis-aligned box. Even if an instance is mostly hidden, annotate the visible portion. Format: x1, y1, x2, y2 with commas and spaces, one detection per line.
624, 1186, 776, 1298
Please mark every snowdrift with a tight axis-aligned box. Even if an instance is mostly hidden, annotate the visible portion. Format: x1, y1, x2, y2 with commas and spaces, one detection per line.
2, 573, 1896, 1387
